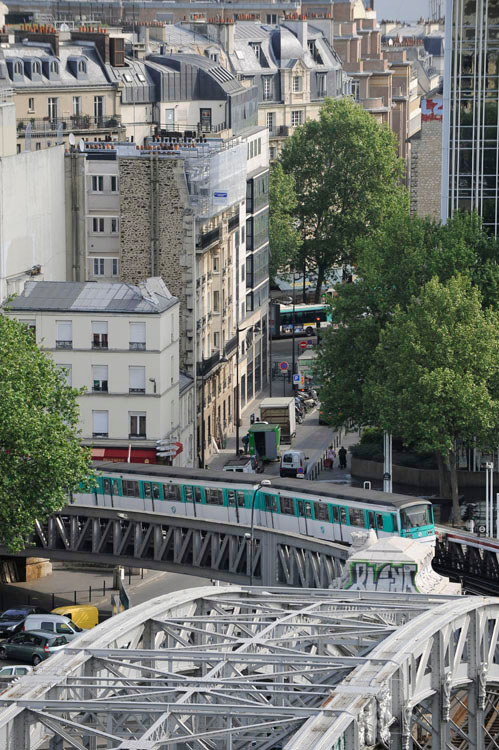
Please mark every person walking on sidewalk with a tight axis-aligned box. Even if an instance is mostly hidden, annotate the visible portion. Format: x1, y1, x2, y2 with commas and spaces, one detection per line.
338, 446, 347, 470
327, 447, 336, 469
242, 434, 250, 454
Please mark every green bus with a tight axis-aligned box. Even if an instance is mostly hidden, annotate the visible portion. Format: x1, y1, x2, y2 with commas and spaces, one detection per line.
271, 303, 332, 338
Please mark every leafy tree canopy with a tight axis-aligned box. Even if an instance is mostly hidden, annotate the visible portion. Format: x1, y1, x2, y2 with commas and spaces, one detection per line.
269, 162, 302, 280
279, 97, 407, 300
0, 315, 92, 551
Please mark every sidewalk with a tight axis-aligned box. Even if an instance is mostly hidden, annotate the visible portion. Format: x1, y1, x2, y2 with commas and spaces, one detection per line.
315, 427, 361, 482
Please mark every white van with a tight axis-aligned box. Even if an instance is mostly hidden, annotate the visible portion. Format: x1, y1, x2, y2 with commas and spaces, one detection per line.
280, 450, 309, 478
223, 457, 259, 473
22, 614, 85, 641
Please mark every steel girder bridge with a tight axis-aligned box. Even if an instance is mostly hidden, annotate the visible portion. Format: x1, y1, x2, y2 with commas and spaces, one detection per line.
0, 587, 498, 750
0, 506, 348, 588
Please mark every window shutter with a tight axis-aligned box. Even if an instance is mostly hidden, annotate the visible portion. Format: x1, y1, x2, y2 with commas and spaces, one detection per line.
92, 365, 108, 381
129, 367, 145, 389
92, 411, 108, 433
57, 321, 72, 340
130, 322, 146, 343
92, 321, 108, 335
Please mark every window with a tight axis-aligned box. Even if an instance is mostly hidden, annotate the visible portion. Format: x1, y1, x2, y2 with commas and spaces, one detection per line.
78, 59, 87, 73
92, 410, 109, 438
349, 508, 365, 527
280, 497, 295, 515
249, 42, 260, 61
293, 76, 302, 92
73, 96, 81, 116
93, 258, 105, 276
94, 95, 104, 120
50, 60, 59, 74
103, 478, 119, 495
376, 514, 385, 530
112, 258, 119, 277
163, 484, 180, 501
20, 319, 36, 337
129, 322, 146, 350
92, 365, 108, 392
57, 364, 72, 386
266, 111, 274, 133
14, 61, 23, 75
213, 255, 220, 272
122, 479, 140, 497
206, 488, 223, 505
263, 76, 272, 101
317, 73, 326, 97
56, 622, 71, 633
36, 142, 41, 151
351, 79, 360, 102
28, 97, 34, 112
56, 320, 72, 349
129, 412, 146, 437
129, 366, 146, 393
200, 108, 212, 132
269, 146, 276, 161
92, 321, 108, 349
33, 61, 41, 74
314, 502, 329, 521
213, 290, 220, 312
291, 110, 303, 127
48, 97, 58, 120
110, 176, 118, 192
111, 218, 119, 233
91, 176, 104, 192
92, 218, 105, 233
297, 500, 312, 517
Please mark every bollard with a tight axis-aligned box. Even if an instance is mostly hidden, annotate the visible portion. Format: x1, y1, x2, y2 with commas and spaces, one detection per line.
103, 580, 106, 596
89, 586, 92, 602
51, 593, 55, 610
74, 590, 77, 605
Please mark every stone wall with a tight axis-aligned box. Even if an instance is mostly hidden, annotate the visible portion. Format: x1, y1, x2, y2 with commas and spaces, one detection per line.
352, 456, 499, 489
410, 98, 442, 219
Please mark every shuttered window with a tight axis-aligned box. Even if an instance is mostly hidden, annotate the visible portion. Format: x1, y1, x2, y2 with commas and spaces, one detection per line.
92, 410, 108, 437
130, 322, 146, 350
129, 366, 145, 393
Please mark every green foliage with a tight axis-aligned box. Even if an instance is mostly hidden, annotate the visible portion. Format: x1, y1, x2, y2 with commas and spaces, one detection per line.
359, 427, 384, 444
350, 442, 385, 462
279, 97, 407, 301
0, 315, 93, 551
269, 163, 302, 280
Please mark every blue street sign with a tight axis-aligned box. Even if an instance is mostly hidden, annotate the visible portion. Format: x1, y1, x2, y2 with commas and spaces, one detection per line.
293, 374, 300, 384
307, 339, 313, 346
213, 191, 228, 198
280, 361, 289, 371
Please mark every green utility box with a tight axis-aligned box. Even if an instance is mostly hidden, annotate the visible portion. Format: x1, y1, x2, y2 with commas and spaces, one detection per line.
248, 423, 280, 462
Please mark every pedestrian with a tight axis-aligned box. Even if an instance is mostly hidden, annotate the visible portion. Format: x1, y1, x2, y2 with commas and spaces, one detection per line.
327, 447, 336, 469
242, 434, 250, 453
338, 446, 347, 470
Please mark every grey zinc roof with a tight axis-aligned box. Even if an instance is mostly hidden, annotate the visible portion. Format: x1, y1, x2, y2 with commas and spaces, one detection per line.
8, 281, 178, 314
3, 42, 113, 88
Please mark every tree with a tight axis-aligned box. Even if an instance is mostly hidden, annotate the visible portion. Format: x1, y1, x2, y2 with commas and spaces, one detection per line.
369, 276, 499, 522
269, 163, 302, 280
279, 97, 406, 301
0, 315, 92, 551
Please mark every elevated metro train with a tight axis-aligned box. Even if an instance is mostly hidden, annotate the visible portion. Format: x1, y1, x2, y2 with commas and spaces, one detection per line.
74, 463, 436, 546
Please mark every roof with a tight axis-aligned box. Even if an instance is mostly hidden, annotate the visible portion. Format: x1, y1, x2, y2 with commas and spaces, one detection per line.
2, 42, 113, 88
7, 279, 178, 315
179, 371, 193, 394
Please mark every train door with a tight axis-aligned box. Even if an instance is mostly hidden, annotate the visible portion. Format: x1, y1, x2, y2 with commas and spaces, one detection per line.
331, 505, 345, 543
297, 499, 312, 536
227, 489, 240, 524
367, 511, 377, 533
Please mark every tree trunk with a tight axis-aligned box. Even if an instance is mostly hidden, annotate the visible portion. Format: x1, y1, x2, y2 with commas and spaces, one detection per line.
437, 453, 452, 499
314, 265, 325, 303
302, 260, 306, 303
448, 448, 460, 524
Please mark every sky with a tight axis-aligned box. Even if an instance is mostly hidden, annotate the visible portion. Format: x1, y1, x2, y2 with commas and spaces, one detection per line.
374, 0, 444, 22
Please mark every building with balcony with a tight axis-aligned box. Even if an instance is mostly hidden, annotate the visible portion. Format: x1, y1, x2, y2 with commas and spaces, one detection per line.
6, 278, 194, 465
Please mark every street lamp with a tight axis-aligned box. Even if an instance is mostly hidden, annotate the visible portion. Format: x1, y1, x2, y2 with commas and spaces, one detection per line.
249, 478, 271, 585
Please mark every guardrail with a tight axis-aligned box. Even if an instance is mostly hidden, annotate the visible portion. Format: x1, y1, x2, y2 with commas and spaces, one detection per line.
305, 427, 343, 480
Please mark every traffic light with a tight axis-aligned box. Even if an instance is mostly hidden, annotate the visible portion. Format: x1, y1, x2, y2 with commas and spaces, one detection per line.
316, 317, 321, 328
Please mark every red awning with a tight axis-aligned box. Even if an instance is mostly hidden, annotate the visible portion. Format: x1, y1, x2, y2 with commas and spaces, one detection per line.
91, 448, 157, 464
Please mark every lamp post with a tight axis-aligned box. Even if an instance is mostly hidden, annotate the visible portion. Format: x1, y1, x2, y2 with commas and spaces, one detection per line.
249, 478, 271, 585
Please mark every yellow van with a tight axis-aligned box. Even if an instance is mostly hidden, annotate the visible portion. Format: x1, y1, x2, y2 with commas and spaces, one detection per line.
51, 605, 99, 630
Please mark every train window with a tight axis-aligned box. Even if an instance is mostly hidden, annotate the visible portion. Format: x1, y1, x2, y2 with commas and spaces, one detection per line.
103, 478, 119, 495
297, 500, 312, 518
332, 506, 339, 522
376, 514, 384, 530
264, 494, 277, 512
206, 488, 224, 505
195, 487, 203, 503
184, 487, 193, 501
314, 502, 329, 521
228, 490, 236, 506
152, 484, 161, 500
401, 504, 431, 529
237, 491, 246, 507
122, 480, 140, 497
143, 483, 152, 498
280, 497, 294, 515
349, 508, 365, 527
163, 484, 180, 501
340, 508, 347, 524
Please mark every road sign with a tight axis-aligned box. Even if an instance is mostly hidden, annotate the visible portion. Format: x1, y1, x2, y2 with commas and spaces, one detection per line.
156, 440, 183, 458
478, 525, 486, 534
299, 341, 307, 350
307, 339, 313, 346
280, 361, 289, 371
293, 374, 300, 384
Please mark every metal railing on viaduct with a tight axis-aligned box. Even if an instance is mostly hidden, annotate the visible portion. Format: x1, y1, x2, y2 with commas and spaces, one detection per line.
0, 506, 349, 589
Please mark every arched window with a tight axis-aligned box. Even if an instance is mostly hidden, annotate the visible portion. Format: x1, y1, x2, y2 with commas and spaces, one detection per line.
13, 61, 23, 75
78, 60, 87, 73
32, 61, 41, 74
50, 60, 59, 74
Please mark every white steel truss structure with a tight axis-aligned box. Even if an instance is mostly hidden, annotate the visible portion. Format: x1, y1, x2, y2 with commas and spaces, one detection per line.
0, 587, 497, 749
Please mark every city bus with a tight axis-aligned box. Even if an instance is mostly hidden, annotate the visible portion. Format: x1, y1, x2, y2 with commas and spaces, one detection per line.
271, 303, 332, 338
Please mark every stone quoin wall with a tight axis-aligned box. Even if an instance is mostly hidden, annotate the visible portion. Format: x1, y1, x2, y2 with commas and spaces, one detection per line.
410, 97, 443, 220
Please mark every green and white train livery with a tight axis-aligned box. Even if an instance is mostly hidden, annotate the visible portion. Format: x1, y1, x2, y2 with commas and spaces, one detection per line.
75, 463, 436, 545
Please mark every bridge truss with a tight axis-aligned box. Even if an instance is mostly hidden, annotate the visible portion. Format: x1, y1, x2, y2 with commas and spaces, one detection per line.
0, 587, 498, 749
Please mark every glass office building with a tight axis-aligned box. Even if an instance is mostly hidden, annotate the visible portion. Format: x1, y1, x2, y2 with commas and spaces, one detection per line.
442, 0, 499, 234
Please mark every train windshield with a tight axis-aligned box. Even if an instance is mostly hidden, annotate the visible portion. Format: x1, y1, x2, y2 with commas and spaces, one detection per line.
401, 504, 432, 529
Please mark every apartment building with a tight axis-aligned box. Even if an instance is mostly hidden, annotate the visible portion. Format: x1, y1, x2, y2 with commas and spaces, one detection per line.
6, 278, 194, 465
0, 85, 67, 300
65, 53, 269, 465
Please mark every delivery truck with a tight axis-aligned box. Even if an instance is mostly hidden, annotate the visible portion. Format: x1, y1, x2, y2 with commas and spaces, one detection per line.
248, 423, 280, 461
258, 397, 296, 444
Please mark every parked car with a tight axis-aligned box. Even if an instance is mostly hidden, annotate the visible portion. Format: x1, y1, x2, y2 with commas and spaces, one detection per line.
22, 614, 85, 641
0, 631, 68, 665
0, 606, 48, 637
51, 605, 99, 630
0, 665, 32, 677
280, 450, 309, 478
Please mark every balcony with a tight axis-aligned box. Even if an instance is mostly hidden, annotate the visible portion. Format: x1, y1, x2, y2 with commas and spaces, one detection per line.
228, 214, 240, 233
198, 227, 220, 252
225, 334, 238, 356
197, 350, 225, 378
129, 388, 146, 394
16, 115, 123, 136
129, 342, 146, 351
56, 340, 72, 350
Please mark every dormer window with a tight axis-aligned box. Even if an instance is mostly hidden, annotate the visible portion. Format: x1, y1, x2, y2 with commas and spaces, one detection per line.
50, 60, 58, 74
78, 60, 87, 73
32, 61, 41, 75
249, 43, 261, 61
14, 61, 23, 75
293, 76, 302, 93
